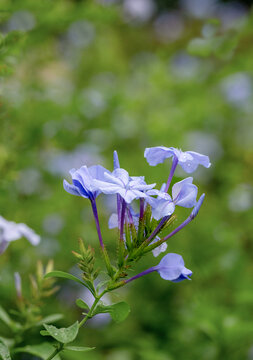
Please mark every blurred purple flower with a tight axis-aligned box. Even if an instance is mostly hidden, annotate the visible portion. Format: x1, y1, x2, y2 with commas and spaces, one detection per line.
0, 216, 40, 255
144, 146, 211, 173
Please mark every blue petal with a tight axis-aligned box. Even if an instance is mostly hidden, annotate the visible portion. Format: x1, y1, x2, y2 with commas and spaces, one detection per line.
172, 177, 198, 208
151, 197, 175, 220
157, 253, 191, 282
144, 146, 175, 166
179, 151, 211, 173
63, 179, 82, 196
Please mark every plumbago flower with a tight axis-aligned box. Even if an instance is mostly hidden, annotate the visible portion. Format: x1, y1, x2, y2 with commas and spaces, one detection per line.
125, 253, 192, 284
43, 146, 210, 360
0, 216, 40, 254
144, 146, 211, 172
148, 177, 198, 220
92, 168, 156, 204
145, 146, 211, 191
63, 165, 110, 200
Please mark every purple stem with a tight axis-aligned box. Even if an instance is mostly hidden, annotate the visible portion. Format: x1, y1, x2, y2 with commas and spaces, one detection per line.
139, 198, 145, 220
90, 198, 104, 249
165, 156, 178, 192
163, 216, 192, 242
124, 266, 157, 284
127, 207, 134, 225
145, 215, 170, 244
120, 199, 126, 240
117, 195, 121, 229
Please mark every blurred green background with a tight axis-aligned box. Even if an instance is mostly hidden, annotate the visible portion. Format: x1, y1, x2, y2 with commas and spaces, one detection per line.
0, 0, 253, 359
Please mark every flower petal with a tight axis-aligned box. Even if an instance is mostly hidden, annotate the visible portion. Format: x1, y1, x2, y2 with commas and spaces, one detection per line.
144, 146, 175, 166
63, 179, 82, 197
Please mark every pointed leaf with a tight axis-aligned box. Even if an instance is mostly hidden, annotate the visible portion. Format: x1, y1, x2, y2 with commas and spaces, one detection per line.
94, 301, 130, 323
0, 339, 11, 360
76, 299, 89, 310
14, 343, 61, 360
64, 346, 95, 352
43, 321, 79, 344
44, 271, 86, 287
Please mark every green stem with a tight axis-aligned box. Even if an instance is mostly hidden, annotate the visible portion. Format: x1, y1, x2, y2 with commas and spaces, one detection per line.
45, 291, 107, 360
79, 289, 107, 328
45, 343, 64, 360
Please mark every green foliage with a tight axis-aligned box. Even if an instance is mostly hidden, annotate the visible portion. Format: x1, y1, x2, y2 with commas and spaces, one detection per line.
0, 1, 253, 359
44, 271, 86, 287
64, 346, 94, 352
94, 301, 130, 323
43, 321, 79, 344
0, 339, 11, 360
75, 299, 89, 311
14, 343, 61, 360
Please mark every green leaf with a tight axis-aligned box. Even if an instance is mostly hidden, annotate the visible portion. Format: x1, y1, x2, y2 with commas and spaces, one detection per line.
40, 330, 50, 336
43, 321, 79, 344
0, 306, 20, 331
76, 299, 89, 310
94, 301, 130, 323
0, 338, 14, 349
44, 271, 86, 287
36, 314, 63, 327
14, 343, 61, 360
64, 346, 95, 352
0, 339, 11, 360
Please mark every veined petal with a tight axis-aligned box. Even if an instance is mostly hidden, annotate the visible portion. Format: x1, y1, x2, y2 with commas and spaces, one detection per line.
172, 178, 198, 208
112, 168, 130, 186
179, 151, 211, 173
92, 179, 122, 194
88, 165, 111, 182
151, 198, 175, 220
63, 179, 82, 197
103, 171, 127, 187
187, 151, 211, 168
156, 253, 191, 282
144, 146, 175, 166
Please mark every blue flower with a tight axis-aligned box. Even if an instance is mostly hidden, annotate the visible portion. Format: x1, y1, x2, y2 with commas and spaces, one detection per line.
63, 165, 110, 199
148, 177, 198, 220
151, 237, 167, 257
92, 168, 156, 204
144, 146, 211, 173
155, 253, 192, 282
0, 216, 40, 255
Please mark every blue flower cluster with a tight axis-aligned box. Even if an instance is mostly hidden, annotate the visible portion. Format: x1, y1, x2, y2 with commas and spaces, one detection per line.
64, 146, 211, 285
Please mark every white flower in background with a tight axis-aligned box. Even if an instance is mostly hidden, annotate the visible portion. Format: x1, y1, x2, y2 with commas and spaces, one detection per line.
0, 216, 40, 255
